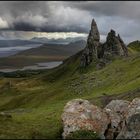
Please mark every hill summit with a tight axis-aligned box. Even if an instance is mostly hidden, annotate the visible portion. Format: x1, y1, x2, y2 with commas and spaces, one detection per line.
81, 19, 128, 67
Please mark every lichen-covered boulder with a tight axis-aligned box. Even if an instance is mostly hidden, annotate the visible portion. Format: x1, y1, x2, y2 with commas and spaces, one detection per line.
62, 98, 140, 139
117, 98, 140, 139
104, 100, 130, 139
61, 99, 110, 139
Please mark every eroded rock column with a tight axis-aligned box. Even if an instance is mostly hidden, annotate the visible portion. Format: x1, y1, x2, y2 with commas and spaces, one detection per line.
81, 19, 100, 67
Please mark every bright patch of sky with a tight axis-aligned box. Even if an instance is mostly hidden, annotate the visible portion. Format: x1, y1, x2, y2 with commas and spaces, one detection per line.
0, 31, 88, 40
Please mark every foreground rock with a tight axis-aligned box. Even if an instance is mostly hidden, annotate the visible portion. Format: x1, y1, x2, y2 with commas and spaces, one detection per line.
117, 98, 140, 139
61, 99, 109, 139
61, 98, 140, 139
104, 100, 130, 139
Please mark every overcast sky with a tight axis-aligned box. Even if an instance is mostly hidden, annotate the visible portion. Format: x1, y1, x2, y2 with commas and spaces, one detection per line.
0, 1, 140, 43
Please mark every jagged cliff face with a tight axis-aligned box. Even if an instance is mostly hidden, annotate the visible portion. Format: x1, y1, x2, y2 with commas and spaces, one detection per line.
81, 19, 128, 67
103, 29, 128, 59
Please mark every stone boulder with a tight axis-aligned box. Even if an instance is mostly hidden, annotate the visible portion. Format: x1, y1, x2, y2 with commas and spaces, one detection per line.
104, 100, 130, 139
62, 98, 140, 139
117, 98, 140, 139
61, 99, 110, 139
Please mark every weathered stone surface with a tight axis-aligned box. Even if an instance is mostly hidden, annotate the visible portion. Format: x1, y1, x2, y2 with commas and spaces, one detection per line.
81, 19, 100, 67
62, 98, 140, 139
104, 100, 130, 139
117, 34, 128, 56
117, 98, 140, 139
61, 99, 109, 139
103, 29, 128, 59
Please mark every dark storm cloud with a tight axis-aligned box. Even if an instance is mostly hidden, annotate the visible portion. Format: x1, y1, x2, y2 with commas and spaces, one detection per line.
0, 1, 140, 42
12, 23, 88, 33
63, 1, 140, 20
0, 1, 92, 33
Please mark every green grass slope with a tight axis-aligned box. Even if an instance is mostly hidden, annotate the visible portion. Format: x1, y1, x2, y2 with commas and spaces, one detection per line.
0, 49, 140, 139
127, 40, 140, 53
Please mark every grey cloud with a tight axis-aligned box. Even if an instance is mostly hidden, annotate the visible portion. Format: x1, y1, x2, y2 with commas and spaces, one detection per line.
0, 1, 92, 33
0, 1, 140, 43
63, 1, 140, 20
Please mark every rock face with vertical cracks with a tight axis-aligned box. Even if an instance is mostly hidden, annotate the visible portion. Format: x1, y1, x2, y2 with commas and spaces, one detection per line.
103, 30, 128, 59
117, 98, 140, 139
61, 98, 140, 139
81, 19, 128, 67
104, 99, 130, 139
81, 19, 100, 67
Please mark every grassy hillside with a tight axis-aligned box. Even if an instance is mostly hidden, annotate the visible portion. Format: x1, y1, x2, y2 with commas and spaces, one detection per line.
0, 48, 140, 138
127, 40, 140, 53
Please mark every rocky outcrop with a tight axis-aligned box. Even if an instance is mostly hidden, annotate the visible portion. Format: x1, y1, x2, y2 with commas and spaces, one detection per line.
103, 30, 128, 59
117, 34, 128, 56
81, 19, 100, 67
61, 99, 109, 139
117, 98, 140, 139
81, 19, 128, 67
104, 100, 130, 139
61, 98, 140, 139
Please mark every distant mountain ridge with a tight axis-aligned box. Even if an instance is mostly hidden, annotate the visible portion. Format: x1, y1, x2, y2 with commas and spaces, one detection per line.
16, 40, 86, 57
0, 37, 87, 48
0, 40, 86, 68
30, 36, 87, 44
0, 39, 41, 47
